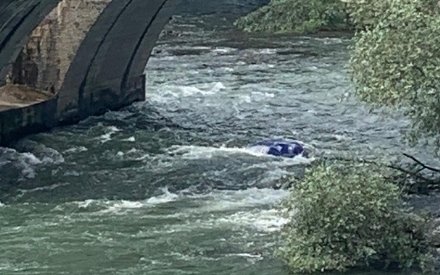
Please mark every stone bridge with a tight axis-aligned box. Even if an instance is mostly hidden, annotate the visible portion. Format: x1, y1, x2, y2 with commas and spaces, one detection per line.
0, 0, 267, 145
0, 0, 180, 124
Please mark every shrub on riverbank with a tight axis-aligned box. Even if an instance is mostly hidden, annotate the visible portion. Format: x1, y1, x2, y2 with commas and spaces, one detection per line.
234, 0, 351, 34
277, 162, 438, 273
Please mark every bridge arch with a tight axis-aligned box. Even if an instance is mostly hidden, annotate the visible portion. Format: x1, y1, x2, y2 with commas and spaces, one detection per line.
0, 0, 178, 125
0, 0, 266, 145
57, 0, 179, 122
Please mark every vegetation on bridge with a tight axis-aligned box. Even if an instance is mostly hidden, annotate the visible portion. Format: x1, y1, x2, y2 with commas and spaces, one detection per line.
236, 0, 440, 273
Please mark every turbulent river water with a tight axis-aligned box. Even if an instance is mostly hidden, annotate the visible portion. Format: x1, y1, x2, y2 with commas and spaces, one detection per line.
0, 9, 437, 275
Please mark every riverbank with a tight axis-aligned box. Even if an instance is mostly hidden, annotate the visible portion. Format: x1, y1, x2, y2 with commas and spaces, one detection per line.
234, 0, 353, 35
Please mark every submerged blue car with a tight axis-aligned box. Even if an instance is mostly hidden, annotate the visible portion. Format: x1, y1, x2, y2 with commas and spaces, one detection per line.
248, 139, 308, 158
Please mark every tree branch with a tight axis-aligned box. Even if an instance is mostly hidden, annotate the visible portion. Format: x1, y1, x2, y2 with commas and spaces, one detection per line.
321, 153, 440, 193
402, 153, 440, 173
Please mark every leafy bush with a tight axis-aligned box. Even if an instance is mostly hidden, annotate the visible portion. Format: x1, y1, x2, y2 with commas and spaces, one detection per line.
277, 163, 436, 273
234, 0, 350, 34
347, 0, 440, 150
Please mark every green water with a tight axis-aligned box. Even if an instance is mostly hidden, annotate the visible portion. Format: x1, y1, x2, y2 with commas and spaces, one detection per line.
0, 12, 435, 275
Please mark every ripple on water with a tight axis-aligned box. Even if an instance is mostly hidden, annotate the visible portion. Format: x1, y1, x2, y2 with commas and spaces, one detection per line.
0, 187, 290, 274
0, 15, 437, 275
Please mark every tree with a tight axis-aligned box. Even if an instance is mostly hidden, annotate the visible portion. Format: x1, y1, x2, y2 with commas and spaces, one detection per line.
277, 163, 437, 273
234, 0, 350, 34
348, 0, 440, 150
234, 0, 440, 272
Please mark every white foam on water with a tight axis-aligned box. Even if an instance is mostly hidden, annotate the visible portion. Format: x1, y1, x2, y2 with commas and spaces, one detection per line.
78, 199, 95, 208
64, 146, 88, 154
0, 262, 44, 272
221, 67, 234, 72
247, 63, 274, 70
180, 86, 215, 96
99, 133, 113, 143
236, 94, 252, 103
174, 188, 289, 232
97, 126, 121, 143
122, 136, 136, 142
39, 146, 65, 165
181, 82, 226, 96
186, 187, 288, 212
224, 253, 263, 259
17, 182, 70, 194
312, 37, 346, 44
251, 91, 275, 98
21, 152, 42, 165
99, 200, 146, 214
163, 251, 263, 267
145, 187, 179, 205
153, 81, 227, 100
257, 48, 277, 54
212, 47, 236, 54
15, 152, 46, 179
164, 144, 314, 165
148, 188, 292, 234
127, 148, 139, 154
246, 145, 271, 155
189, 46, 211, 50
119, 148, 151, 161
216, 209, 289, 232
209, 82, 226, 92
330, 134, 351, 141
165, 144, 269, 159
70, 187, 180, 215
67, 187, 291, 234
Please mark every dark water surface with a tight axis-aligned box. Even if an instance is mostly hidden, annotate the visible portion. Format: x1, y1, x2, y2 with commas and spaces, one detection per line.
0, 9, 435, 275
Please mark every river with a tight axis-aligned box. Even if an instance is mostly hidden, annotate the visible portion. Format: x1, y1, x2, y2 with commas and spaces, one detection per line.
0, 5, 437, 275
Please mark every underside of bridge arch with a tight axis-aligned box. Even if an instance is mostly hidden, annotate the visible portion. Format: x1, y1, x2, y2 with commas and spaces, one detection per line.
2, 0, 179, 119
58, 0, 180, 122
0, 0, 179, 144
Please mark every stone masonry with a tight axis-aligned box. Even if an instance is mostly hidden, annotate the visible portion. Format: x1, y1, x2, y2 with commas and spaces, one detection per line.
0, 0, 180, 145
10, 0, 111, 94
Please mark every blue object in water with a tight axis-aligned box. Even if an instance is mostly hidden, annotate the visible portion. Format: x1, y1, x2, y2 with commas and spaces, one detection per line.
248, 139, 308, 158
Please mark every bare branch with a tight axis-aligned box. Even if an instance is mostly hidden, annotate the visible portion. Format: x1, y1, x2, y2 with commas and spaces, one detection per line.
321, 153, 440, 194
402, 153, 440, 173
